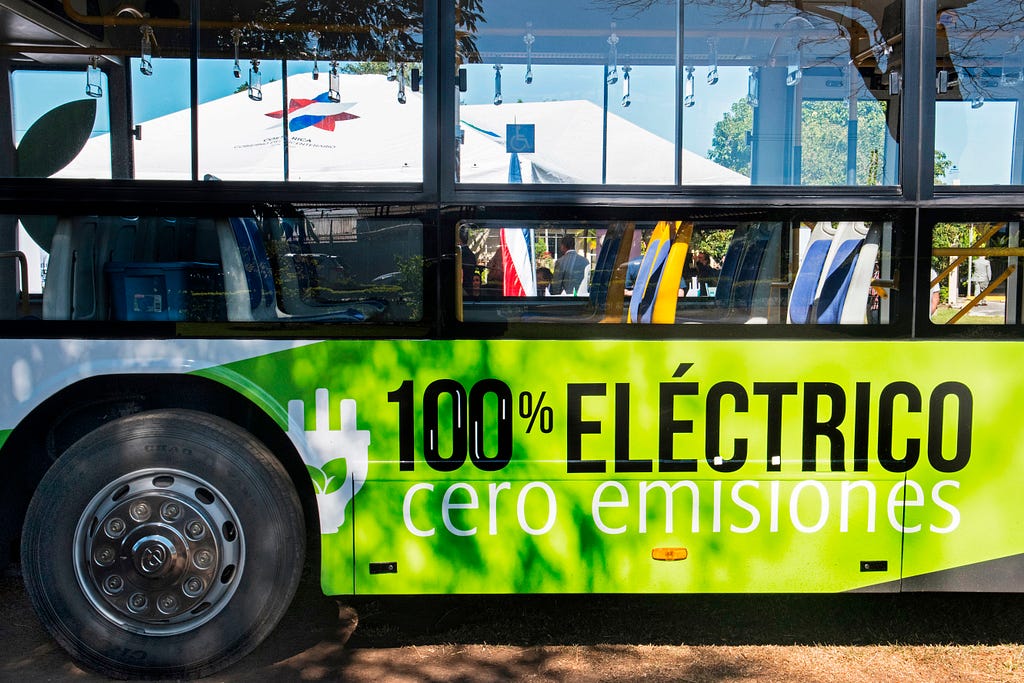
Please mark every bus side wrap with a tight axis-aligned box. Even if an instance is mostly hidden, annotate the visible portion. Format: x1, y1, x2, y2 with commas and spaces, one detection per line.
194, 338, 1008, 595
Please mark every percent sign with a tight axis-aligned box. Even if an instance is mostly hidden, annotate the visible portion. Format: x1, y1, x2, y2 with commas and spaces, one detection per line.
518, 391, 554, 433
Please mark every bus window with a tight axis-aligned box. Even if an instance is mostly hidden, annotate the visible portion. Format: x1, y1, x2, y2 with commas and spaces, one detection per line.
195, 4, 424, 182
935, 8, 1024, 185
455, 0, 901, 187
930, 222, 1020, 325
459, 219, 894, 325
14, 5, 425, 183
131, 56, 193, 180
3, 208, 423, 323
455, 1, 677, 185
10, 70, 112, 180
263, 209, 423, 322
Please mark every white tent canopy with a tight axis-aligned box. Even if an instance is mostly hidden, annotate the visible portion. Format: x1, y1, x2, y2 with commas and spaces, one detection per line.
459, 99, 749, 185
59, 73, 749, 185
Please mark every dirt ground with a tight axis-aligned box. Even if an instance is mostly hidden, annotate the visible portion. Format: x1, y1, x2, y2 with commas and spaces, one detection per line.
3, 570, 1024, 682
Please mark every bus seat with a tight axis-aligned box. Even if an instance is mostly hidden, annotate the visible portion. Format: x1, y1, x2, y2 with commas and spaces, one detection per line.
587, 223, 628, 310
41, 217, 74, 319
710, 225, 748, 312
628, 221, 692, 324
153, 218, 181, 261
599, 222, 636, 322
703, 223, 779, 323
194, 219, 221, 262
42, 216, 107, 320
838, 223, 881, 324
788, 222, 836, 324
813, 225, 864, 324
826, 222, 881, 324
787, 222, 879, 325
628, 221, 670, 323
728, 223, 777, 317
217, 219, 262, 321
228, 217, 277, 318
651, 222, 692, 323
108, 222, 137, 262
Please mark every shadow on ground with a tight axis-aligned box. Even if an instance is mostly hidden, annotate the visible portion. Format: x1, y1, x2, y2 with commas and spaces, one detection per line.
4, 569, 1024, 681
346, 591, 1024, 648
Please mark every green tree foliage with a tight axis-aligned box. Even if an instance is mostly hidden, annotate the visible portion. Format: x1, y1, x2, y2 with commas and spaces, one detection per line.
708, 99, 753, 177
708, 98, 889, 185
928, 153, 968, 296
931, 223, 1007, 297
798, 101, 888, 185
220, 0, 482, 63
693, 228, 732, 264
710, 97, 955, 188
934, 149, 953, 183
396, 254, 424, 319
341, 61, 422, 76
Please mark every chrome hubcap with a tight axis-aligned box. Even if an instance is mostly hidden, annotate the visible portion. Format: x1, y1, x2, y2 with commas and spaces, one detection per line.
74, 469, 244, 636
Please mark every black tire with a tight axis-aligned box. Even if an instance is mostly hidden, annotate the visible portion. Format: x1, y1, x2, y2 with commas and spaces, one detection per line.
21, 409, 305, 679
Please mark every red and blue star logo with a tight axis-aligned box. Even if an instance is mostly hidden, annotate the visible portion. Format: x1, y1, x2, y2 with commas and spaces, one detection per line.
265, 92, 359, 132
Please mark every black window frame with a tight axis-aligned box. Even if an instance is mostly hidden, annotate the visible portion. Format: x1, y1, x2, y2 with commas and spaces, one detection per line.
1, 1, 1023, 339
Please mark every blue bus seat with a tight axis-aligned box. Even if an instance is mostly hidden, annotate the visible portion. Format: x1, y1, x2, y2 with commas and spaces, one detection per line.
788, 222, 836, 324
787, 222, 879, 325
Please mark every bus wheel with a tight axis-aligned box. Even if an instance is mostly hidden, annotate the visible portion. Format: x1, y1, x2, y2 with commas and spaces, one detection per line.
20, 409, 305, 679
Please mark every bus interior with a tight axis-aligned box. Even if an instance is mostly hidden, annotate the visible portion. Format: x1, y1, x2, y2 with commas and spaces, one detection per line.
0, 1, 1022, 328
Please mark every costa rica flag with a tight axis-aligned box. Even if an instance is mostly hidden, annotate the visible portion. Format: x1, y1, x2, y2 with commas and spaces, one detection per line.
265, 92, 359, 132
500, 227, 536, 296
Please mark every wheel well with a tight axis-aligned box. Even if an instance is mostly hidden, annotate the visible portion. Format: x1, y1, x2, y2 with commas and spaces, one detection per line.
0, 373, 319, 569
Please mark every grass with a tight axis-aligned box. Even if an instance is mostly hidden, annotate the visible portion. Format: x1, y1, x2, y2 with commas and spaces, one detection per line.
930, 305, 1003, 325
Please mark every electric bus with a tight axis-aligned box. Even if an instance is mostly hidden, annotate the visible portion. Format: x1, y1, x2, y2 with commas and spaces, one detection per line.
0, 0, 1022, 678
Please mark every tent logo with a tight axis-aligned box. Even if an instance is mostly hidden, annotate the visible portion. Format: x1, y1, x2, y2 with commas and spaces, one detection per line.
265, 92, 359, 132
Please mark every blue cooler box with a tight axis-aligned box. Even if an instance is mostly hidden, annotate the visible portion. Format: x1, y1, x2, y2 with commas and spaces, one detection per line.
105, 262, 225, 321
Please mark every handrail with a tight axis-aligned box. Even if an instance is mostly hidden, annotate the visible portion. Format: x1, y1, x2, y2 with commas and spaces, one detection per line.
931, 222, 1005, 289
946, 265, 1016, 325
0, 250, 31, 317
932, 247, 1024, 257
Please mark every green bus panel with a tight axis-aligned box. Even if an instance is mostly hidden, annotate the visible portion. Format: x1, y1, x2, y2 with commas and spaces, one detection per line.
197, 339, 1003, 595
352, 477, 903, 594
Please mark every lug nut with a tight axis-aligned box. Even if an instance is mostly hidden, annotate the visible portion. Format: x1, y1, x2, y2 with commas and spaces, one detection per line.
128, 593, 148, 611
94, 546, 116, 567
105, 517, 126, 538
158, 594, 178, 613
104, 575, 124, 594
129, 501, 151, 522
161, 502, 181, 521
183, 576, 204, 597
193, 549, 214, 569
185, 520, 206, 540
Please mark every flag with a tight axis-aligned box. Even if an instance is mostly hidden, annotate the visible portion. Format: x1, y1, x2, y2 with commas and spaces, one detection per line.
500, 227, 536, 296
265, 93, 359, 132
508, 151, 523, 183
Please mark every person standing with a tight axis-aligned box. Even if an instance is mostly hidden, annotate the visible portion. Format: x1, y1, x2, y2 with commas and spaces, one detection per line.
550, 235, 588, 295
459, 225, 478, 292
482, 248, 504, 296
973, 255, 991, 304
868, 262, 881, 324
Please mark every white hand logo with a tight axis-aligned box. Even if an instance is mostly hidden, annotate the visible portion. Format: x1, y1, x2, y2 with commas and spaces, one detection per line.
286, 388, 370, 534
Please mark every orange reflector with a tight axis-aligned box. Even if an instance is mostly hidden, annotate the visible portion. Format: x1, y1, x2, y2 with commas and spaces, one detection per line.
651, 547, 688, 561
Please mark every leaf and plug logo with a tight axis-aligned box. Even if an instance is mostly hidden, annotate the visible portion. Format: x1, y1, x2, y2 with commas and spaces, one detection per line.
286, 389, 370, 534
